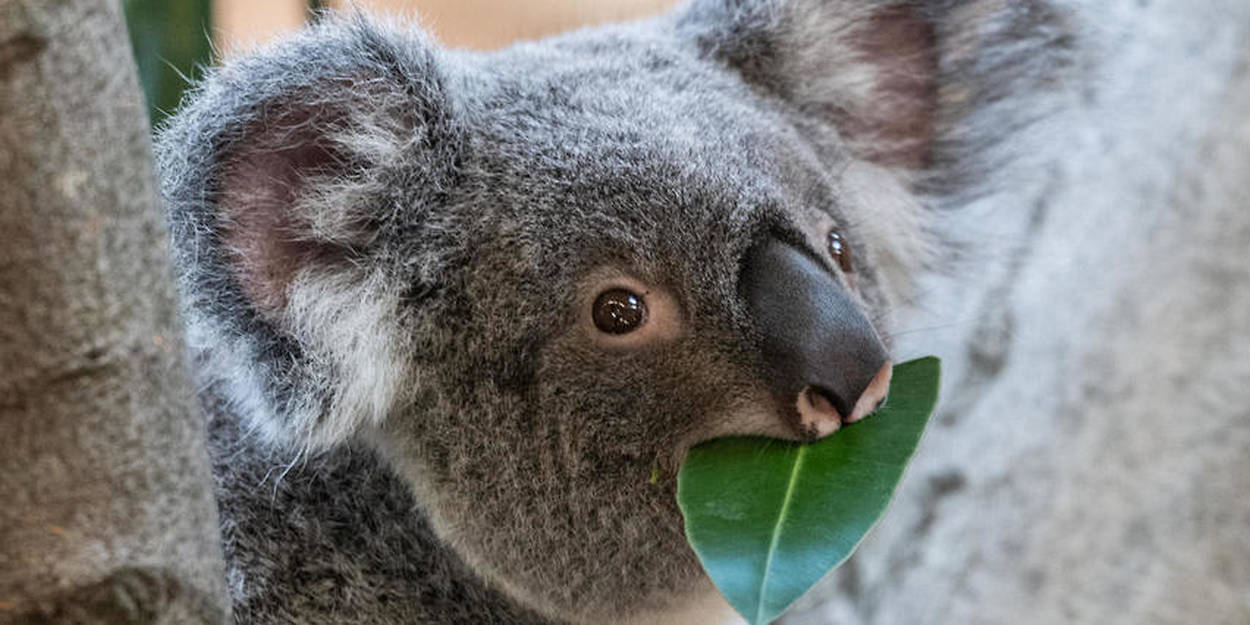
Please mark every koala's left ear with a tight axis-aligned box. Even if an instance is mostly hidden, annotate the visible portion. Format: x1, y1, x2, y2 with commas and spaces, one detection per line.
678, 0, 1068, 174
157, 16, 463, 448
678, 0, 938, 169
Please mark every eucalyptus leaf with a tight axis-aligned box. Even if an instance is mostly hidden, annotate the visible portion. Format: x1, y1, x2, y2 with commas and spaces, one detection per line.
677, 356, 940, 625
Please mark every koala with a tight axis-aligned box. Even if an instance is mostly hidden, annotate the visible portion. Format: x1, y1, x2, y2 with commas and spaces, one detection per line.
154, 0, 1068, 623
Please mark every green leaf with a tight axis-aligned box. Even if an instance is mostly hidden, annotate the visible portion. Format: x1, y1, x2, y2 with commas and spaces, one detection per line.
677, 356, 941, 625
122, 0, 212, 127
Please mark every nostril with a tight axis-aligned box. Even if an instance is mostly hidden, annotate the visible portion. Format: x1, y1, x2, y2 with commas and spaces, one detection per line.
809, 386, 852, 421
846, 361, 893, 424
796, 386, 848, 440
805, 387, 835, 417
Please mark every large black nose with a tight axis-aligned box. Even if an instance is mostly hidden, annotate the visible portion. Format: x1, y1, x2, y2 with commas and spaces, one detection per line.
739, 238, 892, 438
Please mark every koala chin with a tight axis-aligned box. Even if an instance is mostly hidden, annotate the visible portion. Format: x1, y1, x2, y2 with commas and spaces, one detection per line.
156, 0, 1069, 623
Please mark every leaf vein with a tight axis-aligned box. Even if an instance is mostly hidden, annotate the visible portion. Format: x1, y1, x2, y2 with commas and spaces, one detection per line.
754, 444, 807, 624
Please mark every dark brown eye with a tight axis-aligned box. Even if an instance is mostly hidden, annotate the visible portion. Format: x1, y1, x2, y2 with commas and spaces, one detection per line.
827, 228, 853, 273
592, 289, 647, 334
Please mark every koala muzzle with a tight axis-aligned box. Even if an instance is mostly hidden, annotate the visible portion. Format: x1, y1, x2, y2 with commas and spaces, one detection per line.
739, 239, 892, 439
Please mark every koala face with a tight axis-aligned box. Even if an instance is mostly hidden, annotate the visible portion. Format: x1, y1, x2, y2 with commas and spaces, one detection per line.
376, 35, 909, 619
157, 1, 1066, 622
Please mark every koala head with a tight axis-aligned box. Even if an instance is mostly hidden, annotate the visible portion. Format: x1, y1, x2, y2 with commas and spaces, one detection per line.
157, 0, 1066, 622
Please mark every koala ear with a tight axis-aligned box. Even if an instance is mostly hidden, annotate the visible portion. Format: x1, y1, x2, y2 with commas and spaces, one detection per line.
680, 0, 939, 169
680, 0, 1071, 179
157, 17, 463, 448
214, 24, 461, 320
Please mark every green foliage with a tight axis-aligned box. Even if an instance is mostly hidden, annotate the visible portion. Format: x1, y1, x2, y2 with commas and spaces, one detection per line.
677, 357, 941, 625
122, 0, 212, 127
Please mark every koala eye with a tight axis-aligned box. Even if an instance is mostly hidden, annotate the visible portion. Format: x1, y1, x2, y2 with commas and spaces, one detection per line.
592, 289, 647, 334
827, 228, 853, 274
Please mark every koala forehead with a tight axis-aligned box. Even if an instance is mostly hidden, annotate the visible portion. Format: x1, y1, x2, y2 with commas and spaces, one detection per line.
432, 27, 853, 308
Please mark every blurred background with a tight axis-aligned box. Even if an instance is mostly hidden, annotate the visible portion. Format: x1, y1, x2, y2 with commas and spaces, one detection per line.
122, 0, 676, 126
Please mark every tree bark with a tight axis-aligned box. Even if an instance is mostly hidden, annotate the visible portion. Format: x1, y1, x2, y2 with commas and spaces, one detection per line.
0, 1, 227, 623
786, 1, 1250, 623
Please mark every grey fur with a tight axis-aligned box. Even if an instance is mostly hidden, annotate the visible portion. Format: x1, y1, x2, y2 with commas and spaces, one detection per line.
155, 1, 1069, 623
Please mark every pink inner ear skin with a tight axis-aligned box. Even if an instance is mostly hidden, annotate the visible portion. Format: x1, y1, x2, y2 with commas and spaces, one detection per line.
849, 8, 939, 169
219, 124, 344, 322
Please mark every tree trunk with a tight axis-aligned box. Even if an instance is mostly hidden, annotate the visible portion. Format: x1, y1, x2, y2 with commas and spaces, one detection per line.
786, 1, 1250, 623
0, 1, 227, 623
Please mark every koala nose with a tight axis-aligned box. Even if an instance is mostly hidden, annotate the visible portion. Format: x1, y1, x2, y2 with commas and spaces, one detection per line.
739, 239, 892, 439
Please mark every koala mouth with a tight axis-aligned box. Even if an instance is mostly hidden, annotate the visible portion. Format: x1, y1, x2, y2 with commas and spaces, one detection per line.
798, 365, 893, 438
669, 362, 893, 478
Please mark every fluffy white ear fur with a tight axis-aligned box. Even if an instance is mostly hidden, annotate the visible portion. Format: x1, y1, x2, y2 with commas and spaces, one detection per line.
280, 268, 412, 447
206, 72, 432, 448
186, 268, 410, 450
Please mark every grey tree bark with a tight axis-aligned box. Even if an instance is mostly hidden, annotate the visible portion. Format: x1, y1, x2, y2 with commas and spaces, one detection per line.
788, 1, 1250, 623
0, 1, 228, 623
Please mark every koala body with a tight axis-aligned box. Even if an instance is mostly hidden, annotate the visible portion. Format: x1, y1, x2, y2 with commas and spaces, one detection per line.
156, 1, 1068, 623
